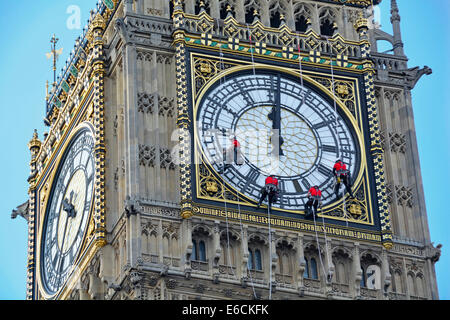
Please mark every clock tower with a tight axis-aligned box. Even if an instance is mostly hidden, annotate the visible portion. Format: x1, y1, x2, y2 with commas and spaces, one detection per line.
14, 0, 441, 300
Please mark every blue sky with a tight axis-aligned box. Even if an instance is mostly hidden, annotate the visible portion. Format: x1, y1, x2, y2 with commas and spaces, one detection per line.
0, 0, 448, 300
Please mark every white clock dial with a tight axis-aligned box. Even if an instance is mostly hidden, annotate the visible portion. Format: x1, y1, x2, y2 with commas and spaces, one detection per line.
196, 71, 359, 210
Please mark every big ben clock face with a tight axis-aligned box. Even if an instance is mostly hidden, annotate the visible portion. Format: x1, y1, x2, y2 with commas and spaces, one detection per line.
40, 128, 95, 296
196, 70, 360, 210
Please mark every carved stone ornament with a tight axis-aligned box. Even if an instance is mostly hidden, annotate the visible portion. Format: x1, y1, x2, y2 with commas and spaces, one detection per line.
389, 132, 406, 154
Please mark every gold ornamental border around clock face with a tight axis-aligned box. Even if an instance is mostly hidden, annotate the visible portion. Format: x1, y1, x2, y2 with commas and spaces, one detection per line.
190, 52, 376, 226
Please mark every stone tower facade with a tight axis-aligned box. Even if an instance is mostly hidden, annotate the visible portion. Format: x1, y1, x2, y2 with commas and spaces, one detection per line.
14, 0, 441, 300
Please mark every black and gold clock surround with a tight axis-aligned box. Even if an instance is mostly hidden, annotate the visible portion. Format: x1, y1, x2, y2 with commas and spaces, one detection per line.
184, 48, 384, 244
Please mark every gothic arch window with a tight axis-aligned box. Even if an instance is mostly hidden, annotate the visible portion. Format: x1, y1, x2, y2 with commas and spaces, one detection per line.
192, 239, 198, 261
169, 1, 186, 19
310, 258, 318, 279
304, 244, 322, 280
407, 272, 416, 297
247, 248, 254, 270
248, 234, 265, 272
171, 234, 179, 258
142, 225, 158, 256
319, 7, 338, 37
163, 233, 170, 257
294, 4, 311, 32
247, 248, 263, 270
198, 240, 206, 261
195, 0, 211, 15
277, 252, 292, 275
114, 243, 120, 278
269, 1, 287, 28
192, 225, 211, 263
360, 267, 366, 287
335, 262, 347, 284
219, 230, 239, 273
376, 39, 394, 54
142, 231, 150, 255
304, 258, 309, 278
150, 232, 158, 254
254, 249, 262, 270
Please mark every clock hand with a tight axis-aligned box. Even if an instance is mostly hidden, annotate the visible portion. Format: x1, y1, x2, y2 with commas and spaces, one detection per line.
55, 202, 71, 290
61, 190, 80, 253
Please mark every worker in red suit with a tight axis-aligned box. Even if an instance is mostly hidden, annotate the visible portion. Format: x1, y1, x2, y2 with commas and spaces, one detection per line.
333, 159, 354, 199
257, 175, 279, 209
305, 186, 322, 219
219, 136, 244, 173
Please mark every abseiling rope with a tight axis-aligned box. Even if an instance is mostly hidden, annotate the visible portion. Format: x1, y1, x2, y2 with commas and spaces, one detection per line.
296, 35, 307, 107
236, 189, 258, 299
312, 204, 329, 284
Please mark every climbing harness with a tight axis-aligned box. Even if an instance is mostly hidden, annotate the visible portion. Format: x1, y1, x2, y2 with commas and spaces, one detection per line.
246, 24, 256, 76
216, 18, 258, 299
236, 189, 258, 299
296, 34, 307, 107
311, 201, 329, 284
326, 37, 351, 227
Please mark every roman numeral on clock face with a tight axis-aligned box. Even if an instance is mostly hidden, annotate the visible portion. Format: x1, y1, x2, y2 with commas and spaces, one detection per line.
312, 121, 330, 130
317, 164, 332, 177
322, 145, 337, 154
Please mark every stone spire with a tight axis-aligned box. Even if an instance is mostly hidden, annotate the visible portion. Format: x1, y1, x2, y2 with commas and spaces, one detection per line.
390, 0, 401, 22
390, 0, 404, 55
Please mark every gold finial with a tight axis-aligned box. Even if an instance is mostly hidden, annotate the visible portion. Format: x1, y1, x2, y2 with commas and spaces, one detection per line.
28, 129, 42, 152
279, 13, 286, 27
383, 241, 393, 250
45, 80, 49, 101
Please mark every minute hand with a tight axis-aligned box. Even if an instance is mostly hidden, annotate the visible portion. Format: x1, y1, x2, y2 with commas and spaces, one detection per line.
268, 75, 284, 156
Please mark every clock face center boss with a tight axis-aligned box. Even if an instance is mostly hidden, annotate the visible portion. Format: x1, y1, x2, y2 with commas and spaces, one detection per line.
39, 128, 95, 296
196, 70, 359, 210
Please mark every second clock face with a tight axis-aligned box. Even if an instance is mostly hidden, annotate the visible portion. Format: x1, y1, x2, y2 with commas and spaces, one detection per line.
40, 128, 95, 295
196, 70, 360, 210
